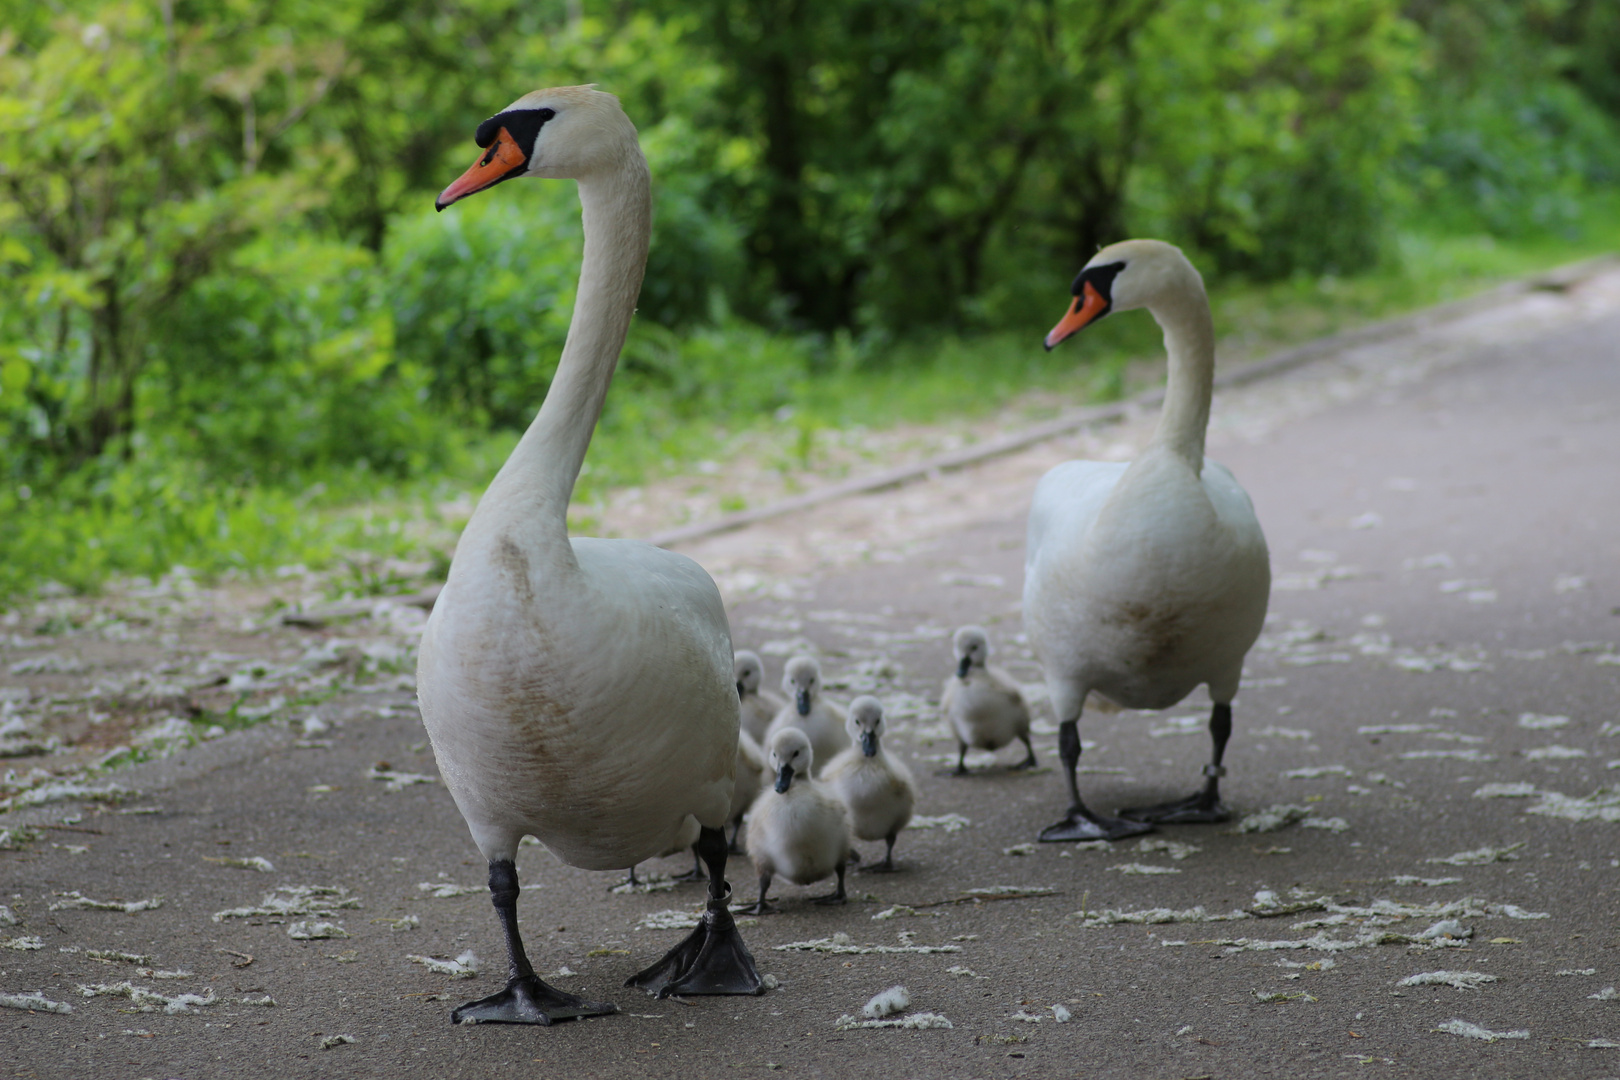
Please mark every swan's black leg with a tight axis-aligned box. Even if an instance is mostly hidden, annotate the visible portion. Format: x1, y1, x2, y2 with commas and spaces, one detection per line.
1120, 703, 1234, 824
1038, 718, 1154, 842
1012, 732, 1037, 770
735, 872, 774, 916
954, 742, 969, 775
450, 860, 617, 1025
626, 827, 764, 998
672, 845, 707, 883
813, 861, 848, 904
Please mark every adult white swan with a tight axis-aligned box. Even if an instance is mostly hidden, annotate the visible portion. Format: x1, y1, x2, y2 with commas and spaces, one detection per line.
1025, 239, 1270, 843
417, 86, 761, 1024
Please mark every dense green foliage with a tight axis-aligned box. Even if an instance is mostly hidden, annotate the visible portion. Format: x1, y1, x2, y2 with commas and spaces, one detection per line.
2, 0, 1619, 599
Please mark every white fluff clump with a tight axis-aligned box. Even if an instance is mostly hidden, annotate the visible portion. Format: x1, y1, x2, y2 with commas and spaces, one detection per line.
406, 951, 477, 978
909, 813, 971, 833
1590, 987, 1619, 1001
1433, 1019, 1528, 1042
0, 991, 72, 1014
287, 921, 348, 940
863, 986, 910, 1018
1426, 843, 1524, 866
1517, 713, 1570, 729
77, 982, 216, 1014
1472, 782, 1538, 799
1052, 1004, 1071, 1022
1398, 971, 1498, 990
1233, 805, 1312, 833
638, 910, 701, 931
49, 892, 163, 914
834, 1012, 952, 1030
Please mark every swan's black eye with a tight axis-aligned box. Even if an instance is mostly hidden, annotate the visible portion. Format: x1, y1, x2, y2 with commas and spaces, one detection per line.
1071, 260, 1127, 299
475, 107, 557, 154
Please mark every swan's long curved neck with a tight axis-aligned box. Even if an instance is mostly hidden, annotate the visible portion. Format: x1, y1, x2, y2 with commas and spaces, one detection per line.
477, 155, 651, 562
1146, 285, 1216, 466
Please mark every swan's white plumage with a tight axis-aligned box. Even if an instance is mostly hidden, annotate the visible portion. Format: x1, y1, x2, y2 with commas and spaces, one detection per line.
416, 87, 739, 874
735, 650, 785, 743
940, 626, 1032, 756
823, 697, 915, 847
1024, 239, 1269, 727
764, 655, 849, 776
730, 729, 767, 828
746, 729, 850, 887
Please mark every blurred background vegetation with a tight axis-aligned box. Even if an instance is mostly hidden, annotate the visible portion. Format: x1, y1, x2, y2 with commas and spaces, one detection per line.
2, 0, 1619, 600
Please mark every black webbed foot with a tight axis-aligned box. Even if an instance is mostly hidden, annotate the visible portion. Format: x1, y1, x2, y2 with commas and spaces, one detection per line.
1118, 794, 1231, 825
626, 892, 764, 998
812, 861, 848, 903
1037, 808, 1154, 842
451, 975, 617, 1025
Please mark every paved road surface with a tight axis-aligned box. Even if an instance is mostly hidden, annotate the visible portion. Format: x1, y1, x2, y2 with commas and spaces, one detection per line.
3, 270, 1619, 1079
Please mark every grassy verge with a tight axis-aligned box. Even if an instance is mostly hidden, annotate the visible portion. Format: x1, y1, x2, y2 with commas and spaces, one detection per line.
6, 205, 1618, 606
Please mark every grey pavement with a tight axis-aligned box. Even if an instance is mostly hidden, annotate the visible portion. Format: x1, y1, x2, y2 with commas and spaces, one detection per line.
4, 285, 1620, 1079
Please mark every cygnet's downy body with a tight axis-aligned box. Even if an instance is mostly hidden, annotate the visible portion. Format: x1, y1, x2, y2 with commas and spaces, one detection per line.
727, 730, 768, 853
940, 626, 1036, 774
764, 655, 850, 776
738, 728, 851, 913
735, 650, 786, 744
822, 696, 916, 872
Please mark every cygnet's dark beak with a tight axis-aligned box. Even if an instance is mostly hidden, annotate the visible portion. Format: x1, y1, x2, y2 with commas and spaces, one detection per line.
860, 730, 878, 757
956, 655, 972, 679
774, 763, 795, 793
736, 680, 747, 701
796, 689, 811, 716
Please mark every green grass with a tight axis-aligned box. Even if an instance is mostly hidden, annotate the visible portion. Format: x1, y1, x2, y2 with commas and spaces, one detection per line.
6, 202, 1618, 607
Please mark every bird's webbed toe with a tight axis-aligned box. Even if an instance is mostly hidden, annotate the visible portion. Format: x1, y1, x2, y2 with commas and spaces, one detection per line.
626, 894, 764, 998
1037, 808, 1154, 842
451, 975, 617, 1025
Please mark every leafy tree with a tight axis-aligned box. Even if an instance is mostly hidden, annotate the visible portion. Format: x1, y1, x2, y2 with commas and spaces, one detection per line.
0, 3, 328, 467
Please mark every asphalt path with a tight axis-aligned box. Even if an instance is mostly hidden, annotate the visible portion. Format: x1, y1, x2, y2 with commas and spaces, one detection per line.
4, 272, 1620, 1079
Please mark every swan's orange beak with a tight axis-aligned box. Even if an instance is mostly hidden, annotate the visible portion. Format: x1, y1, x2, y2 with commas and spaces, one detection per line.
436, 127, 527, 211
1044, 281, 1110, 350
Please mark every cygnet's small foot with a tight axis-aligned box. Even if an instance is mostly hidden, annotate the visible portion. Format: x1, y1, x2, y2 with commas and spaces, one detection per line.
626, 900, 764, 998
811, 891, 847, 906
1118, 795, 1231, 825
671, 867, 708, 884
858, 856, 898, 874
1010, 757, 1038, 772
450, 975, 617, 1025
1037, 808, 1154, 843
732, 898, 776, 916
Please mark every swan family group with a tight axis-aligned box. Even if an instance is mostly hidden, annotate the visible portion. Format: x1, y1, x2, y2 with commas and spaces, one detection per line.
415, 87, 1271, 1025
